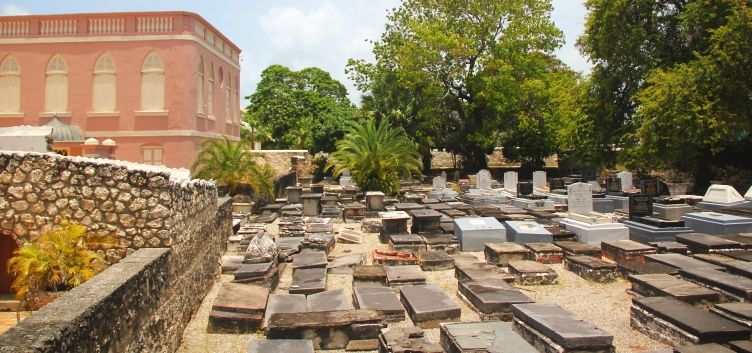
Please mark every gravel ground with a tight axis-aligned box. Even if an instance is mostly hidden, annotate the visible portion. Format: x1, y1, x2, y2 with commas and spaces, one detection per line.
176, 218, 670, 353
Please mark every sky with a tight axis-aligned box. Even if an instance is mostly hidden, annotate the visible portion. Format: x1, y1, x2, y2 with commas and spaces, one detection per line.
0, 0, 591, 105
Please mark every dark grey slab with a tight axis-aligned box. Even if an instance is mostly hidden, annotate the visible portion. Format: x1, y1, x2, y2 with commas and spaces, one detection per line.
327, 253, 366, 274
455, 262, 515, 283
234, 262, 274, 280
554, 241, 601, 257
634, 297, 748, 343
649, 241, 689, 255
248, 339, 314, 353
307, 289, 353, 312
646, 253, 724, 271
680, 268, 752, 300
719, 250, 752, 262
264, 294, 307, 328
289, 268, 327, 295
459, 279, 533, 314
401, 284, 461, 324
440, 321, 537, 353
386, 265, 427, 286
628, 273, 720, 303
714, 302, 752, 322
353, 286, 405, 321
511, 303, 614, 349
730, 340, 752, 353
674, 343, 736, 353
565, 255, 616, 270
617, 261, 678, 276
726, 260, 752, 278
292, 251, 328, 270
676, 232, 743, 253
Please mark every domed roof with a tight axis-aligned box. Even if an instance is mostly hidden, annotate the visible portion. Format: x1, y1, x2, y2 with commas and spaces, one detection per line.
45, 117, 85, 142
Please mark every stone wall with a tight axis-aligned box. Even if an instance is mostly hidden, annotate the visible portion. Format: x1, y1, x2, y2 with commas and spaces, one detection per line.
0, 151, 232, 352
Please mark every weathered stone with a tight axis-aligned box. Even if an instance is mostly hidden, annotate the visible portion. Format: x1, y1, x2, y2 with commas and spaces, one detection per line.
372, 249, 419, 266
417, 250, 454, 271
353, 265, 387, 288
601, 240, 656, 263
508, 260, 558, 285
628, 274, 720, 306
524, 242, 564, 264
676, 233, 744, 254
455, 262, 515, 284
245, 233, 278, 264
554, 241, 602, 258
512, 303, 614, 351
11, 200, 28, 211
266, 310, 387, 350
646, 253, 724, 271
247, 339, 314, 353
564, 255, 618, 283
679, 268, 752, 301
389, 233, 427, 253
93, 186, 109, 200
386, 265, 427, 287
675, 344, 736, 353
380, 327, 442, 353
484, 242, 530, 266
400, 284, 461, 328
207, 283, 269, 333
617, 261, 679, 277
354, 286, 405, 322
458, 279, 533, 320
289, 268, 327, 295
337, 229, 363, 244
307, 289, 353, 312
292, 251, 328, 270
440, 321, 537, 353
233, 262, 279, 289
264, 294, 307, 328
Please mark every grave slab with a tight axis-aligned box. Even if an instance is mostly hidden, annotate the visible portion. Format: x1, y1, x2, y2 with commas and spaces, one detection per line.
266, 310, 387, 350
564, 255, 618, 283
353, 265, 386, 287
422, 233, 460, 254
389, 233, 427, 253
372, 249, 419, 266
289, 268, 327, 295
646, 254, 724, 271
717, 235, 752, 250
628, 273, 720, 306
307, 289, 353, 312
554, 241, 602, 258
675, 343, 737, 353
440, 321, 537, 353
401, 284, 462, 328
455, 262, 515, 283
679, 268, 752, 301
415, 250, 454, 271
354, 286, 405, 322
454, 217, 507, 251
617, 261, 679, 277
649, 241, 689, 255
292, 251, 328, 270
458, 279, 534, 320
729, 340, 752, 353
712, 302, 752, 328
512, 303, 614, 352
327, 253, 367, 274
505, 221, 554, 244
727, 260, 752, 279
683, 212, 752, 235
208, 283, 269, 333
508, 260, 558, 285
247, 339, 314, 353
264, 294, 307, 328
484, 242, 530, 266
676, 232, 744, 254
719, 250, 752, 262
233, 261, 279, 289
631, 296, 748, 346
692, 253, 741, 268
601, 239, 657, 263
379, 327, 443, 353
386, 265, 427, 287
524, 242, 564, 263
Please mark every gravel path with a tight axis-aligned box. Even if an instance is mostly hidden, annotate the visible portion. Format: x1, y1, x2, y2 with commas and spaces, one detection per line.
176, 218, 670, 353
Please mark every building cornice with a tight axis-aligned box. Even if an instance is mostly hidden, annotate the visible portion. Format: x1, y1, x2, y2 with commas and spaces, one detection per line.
85, 129, 240, 141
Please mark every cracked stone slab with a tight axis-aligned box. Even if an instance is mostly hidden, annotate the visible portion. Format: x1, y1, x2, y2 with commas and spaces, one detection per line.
266, 310, 387, 350
512, 303, 613, 350
379, 327, 443, 353
292, 251, 328, 270
455, 262, 515, 283
386, 265, 427, 287
354, 286, 405, 322
458, 279, 533, 320
307, 289, 353, 312
628, 273, 720, 305
400, 284, 461, 328
289, 268, 327, 295
440, 321, 537, 353
327, 253, 366, 274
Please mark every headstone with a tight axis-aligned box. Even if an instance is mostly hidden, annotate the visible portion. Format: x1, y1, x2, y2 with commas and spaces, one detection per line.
354, 286, 405, 322
233, 262, 279, 289
286, 186, 303, 204
616, 171, 633, 192
517, 182, 534, 197
433, 176, 447, 189
532, 171, 547, 190
307, 289, 353, 312
478, 169, 492, 190
504, 171, 518, 193
641, 180, 659, 197
248, 339, 314, 353
389, 234, 427, 253
703, 185, 744, 203
588, 180, 603, 193
567, 182, 593, 216
366, 191, 386, 211
400, 284, 461, 328
440, 321, 538, 353
649, 241, 690, 255
606, 177, 622, 195
244, 233, 279, 264
549, 178, 565, 191
629, 194, 654, 221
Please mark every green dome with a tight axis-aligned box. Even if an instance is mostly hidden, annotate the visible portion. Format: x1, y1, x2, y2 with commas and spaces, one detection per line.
45, 117, 85, 142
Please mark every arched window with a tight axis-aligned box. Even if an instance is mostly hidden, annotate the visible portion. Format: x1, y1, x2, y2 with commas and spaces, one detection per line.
225, 71, 231, 120
0, 55, 21, 113
140, 52, 164, 111
207, 63, 214, 115
92, 54, 116, 112
197, 58, 204, 113
45, 55, 68, 112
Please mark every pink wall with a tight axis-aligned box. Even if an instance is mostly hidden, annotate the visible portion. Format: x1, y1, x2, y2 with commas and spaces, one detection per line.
0, 11, 241, 169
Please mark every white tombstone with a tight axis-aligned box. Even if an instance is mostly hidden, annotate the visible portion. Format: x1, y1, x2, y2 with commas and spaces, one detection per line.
477, 169, 492, 190
433, 176, 447, 190
616, 171, 633, 192
703, 184, 744, 204
567, 182, 593, 216
746, 186, 752, 201
503, 171, 518, 193
532, 171, 546, 190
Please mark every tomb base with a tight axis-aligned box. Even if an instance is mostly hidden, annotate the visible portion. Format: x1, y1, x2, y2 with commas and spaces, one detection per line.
559, 218, 629, 245
623, 220, 694, 244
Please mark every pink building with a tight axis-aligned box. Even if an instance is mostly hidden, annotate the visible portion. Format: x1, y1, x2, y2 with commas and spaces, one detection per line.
0, 11, 241, 169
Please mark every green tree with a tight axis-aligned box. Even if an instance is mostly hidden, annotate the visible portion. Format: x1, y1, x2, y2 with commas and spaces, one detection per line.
245, 65, 358, 153
348, 0, 564, 172
191, 137, 273, 198
327, 119, 422, 194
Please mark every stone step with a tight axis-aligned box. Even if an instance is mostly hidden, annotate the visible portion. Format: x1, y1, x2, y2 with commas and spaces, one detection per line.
679, 268, 752, 301
512, 303, 614, 351
631, 296, 748, 346
564, 255, 618, 283
458, 279, 533, 320
507, 260, 558, 285
440, 321, 537, 353
628, 273, 720, 305
353, 286, 405, 322
400, 284, 461, 328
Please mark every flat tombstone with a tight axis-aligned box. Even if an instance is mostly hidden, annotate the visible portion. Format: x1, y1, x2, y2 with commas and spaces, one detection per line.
703, 184, 744, 203
679, 268, 752, 301
512, 303, 614, 351
248, 339, 314, 353
400, 284, 461, 328
327, 253, 366, 274
459, 279, 534, 319
478, 169, 492, 190
504, 171, 518, 193
533, 171, 547, 190
567, 182, 593, 216
292, 251, 328, 270
433, 176, 447, 189
264, 294, 307, 328
289, 268, 327, 295
549, 178, 565, 190
629, 194, 654, 221
641, 180, 659, 197
208, 283, 269, 333
386, 265, 427, 287
628, 273, 720, 304
441, 321, 538, 353
517, 182, 534, 197
617, 171, 633, 191
646, 254, 724, 271
354, 286, 405, 322
307, 289, 353, 312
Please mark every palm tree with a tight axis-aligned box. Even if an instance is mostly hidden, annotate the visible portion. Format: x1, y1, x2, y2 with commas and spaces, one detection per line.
191, 137, 274, 198
328, 118, 422, 194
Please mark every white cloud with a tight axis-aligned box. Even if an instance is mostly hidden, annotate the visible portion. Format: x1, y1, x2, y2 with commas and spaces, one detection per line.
0, 4, 30, 16
551, 0, 591, 73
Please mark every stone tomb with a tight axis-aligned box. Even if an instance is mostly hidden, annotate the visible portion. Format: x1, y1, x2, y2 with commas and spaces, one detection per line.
386, 265, 427, 287
630, 296, 748, 346
307, 289, 354, 312
654, 198, 694, 221
353, 265, 387, 287
379, 327, 443, 353
679, 268, 752, 301
525, 242, 564, 263
208, 283, 269, 333
646, 253, 724, 271
560, 182, 629, 245
505, 221, 553, 244
247, 339, 314, 353
379, 211, 411, 243
454, 217, 507, 251
366, 191, 386, 211
417, 250, 455, 271
343, 202, 367, 221
649, 241, 689, 255
711, 302, 752, 328
697, 184, 747, 210
617, 261, 679, 277
289, 268, 327, 295
291, 251, 328, 270
512, 303, 615, 353
455, 261, 515, 284
675, 232, 744, 253
508, 260, 558, 285
400, 284, 462, 328
422, 233, 460, 254
301, 233, 336, 254
389, 233, 427, 253
564, 255, 618, 283
353, 286, 405, 322
264, 294, 307, 328
682, 212, 752, 235
628, 274, 720, 306
484, 242, 530, 266
457, 279, 534, 320
440, 321, 538, 353
233, 261, 279, 289
301, 193, 323, 216
601, 240, 657, 263
410, 209, 443, 234
554, 241, 602, 258
266, 310, 387, 350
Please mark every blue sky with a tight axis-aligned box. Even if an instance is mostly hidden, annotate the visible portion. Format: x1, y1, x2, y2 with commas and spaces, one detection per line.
0, 1, 591, 105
